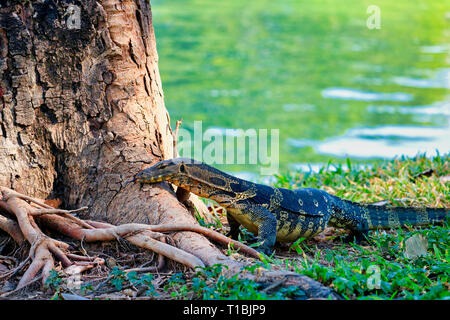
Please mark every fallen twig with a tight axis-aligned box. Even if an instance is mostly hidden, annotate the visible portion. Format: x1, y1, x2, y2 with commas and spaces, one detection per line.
0, 275, 43, 298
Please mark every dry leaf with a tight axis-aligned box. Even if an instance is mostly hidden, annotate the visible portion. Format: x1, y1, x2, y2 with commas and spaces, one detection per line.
404, 234, 428, 259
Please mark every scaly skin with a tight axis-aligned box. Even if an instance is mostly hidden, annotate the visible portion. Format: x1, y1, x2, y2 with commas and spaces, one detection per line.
131, 158, 449, 255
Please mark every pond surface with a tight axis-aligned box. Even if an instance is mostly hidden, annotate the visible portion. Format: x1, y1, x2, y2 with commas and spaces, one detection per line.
152, 0, 450, 177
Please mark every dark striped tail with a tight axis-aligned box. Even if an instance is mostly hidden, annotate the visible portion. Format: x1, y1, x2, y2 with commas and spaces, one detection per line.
362, 204, 448, 230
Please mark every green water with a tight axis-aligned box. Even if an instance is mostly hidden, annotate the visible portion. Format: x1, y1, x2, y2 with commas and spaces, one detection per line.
152, 0, 450, 177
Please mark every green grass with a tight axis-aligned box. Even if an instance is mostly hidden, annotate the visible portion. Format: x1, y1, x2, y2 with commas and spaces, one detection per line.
283, 222, 450, 300
274, 152, 449, 207
271, 153, 449, 299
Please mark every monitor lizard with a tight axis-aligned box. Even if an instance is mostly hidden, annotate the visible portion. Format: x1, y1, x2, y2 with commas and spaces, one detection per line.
129, 158, 448, 255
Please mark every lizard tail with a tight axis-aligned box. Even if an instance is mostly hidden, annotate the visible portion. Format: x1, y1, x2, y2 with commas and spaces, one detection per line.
363, 204, 448, 230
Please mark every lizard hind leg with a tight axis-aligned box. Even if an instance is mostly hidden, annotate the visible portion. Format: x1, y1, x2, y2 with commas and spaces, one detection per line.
343, 229, 370, 244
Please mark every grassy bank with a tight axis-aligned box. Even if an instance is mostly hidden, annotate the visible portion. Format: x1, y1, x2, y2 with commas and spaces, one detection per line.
188, 153, 449, 300
271, 153, 449, 299
41, 154, 449, 300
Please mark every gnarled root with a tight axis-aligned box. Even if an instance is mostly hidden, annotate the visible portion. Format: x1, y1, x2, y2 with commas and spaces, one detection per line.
18, 237, 66, 289
0, 188, 105, 289
0, 206, 24, 245
0, 186, 257, 288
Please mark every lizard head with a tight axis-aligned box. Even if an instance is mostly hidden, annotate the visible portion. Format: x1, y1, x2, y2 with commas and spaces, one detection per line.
129, 158, 201, 185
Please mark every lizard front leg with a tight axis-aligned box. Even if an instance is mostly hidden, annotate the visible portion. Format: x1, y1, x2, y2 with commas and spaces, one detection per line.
226, 211, 241, 240
248, 205, 277, 256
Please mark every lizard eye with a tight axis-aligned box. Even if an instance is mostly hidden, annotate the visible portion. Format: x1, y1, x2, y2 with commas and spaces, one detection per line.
158, 163, 167, 170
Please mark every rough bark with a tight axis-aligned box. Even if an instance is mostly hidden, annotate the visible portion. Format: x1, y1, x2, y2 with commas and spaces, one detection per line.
0, 0, 226, 266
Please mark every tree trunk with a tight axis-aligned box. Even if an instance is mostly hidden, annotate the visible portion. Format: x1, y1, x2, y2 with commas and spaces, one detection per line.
0, 0, 227, 267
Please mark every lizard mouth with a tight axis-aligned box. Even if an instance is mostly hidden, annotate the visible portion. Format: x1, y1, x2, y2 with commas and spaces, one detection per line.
133, 172, 176, 184
128, 160, 184, 185
139, 175, 168, 183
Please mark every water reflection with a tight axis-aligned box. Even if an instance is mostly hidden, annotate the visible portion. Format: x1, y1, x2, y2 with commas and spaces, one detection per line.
321, 88, 413, 102
392, 68, 450, 89
420, 45, 449, 54
290, 123, 450, 159
367, 102, 450, 117
153, 0, 450, 174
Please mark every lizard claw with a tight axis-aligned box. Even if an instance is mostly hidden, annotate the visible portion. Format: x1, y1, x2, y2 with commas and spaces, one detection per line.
124, 178, 136, 186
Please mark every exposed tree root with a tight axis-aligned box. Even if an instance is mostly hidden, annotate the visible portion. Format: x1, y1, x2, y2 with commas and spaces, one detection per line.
124, 238, 166, 273
0, 190, 103, 289
0, 186, 257, 287
0, 207, 24, 245
0, 186, 340, 299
